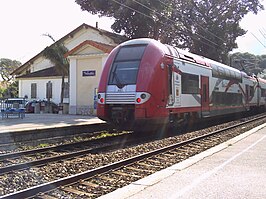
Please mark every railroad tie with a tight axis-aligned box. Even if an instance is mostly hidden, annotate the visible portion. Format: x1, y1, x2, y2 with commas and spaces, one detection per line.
60, 187, 95, 197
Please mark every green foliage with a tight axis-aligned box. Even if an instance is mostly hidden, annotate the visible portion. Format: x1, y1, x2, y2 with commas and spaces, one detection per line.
175, 0, 263, 62
0, 87, 5, 98
42, 34, 69, 104
75, 0, 264, 63
38, 143, 49, 148
0, 58, 21, 83
42, 34, 69, 76
0, 81, 18, 98
0, 58, 20, 98
230, 52, 266, 77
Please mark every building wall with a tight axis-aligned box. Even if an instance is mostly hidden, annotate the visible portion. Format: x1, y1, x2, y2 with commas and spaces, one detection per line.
64, 27, 116, 50
18, 25, 118, 115
30, 27, 116, 73
19, 77, 67, 104
69, 53, 108, 115
30, 58, 51, 73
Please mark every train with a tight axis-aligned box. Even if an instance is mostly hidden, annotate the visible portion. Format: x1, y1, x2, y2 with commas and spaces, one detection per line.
97, 38, 266, 131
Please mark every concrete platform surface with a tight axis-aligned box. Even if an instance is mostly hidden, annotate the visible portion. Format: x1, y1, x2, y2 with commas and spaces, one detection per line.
99, 123, 266, 199
0, 113, 104, 133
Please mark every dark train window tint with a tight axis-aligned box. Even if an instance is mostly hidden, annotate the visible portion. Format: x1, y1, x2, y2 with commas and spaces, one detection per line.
182, 73, 199, 94
261, 88, 266, 97
212, 64, 242, 82
250, 86, 254, 97
212, 92, 242, 106
115, 45, 146, 61
109, 45, 146, 86
218, 67, 225, 76
109, 61, 139, 85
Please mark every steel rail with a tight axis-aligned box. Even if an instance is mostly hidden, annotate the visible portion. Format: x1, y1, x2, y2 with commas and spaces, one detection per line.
0, 134, 136, 174
0, 123, 111, 145
0, 133, 127, 161
1, 114, 265, 199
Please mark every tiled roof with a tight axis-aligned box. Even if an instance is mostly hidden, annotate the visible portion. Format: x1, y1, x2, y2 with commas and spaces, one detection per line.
17, 67, 61, 79
11, 23, 127, 76
64, 40, 116, 57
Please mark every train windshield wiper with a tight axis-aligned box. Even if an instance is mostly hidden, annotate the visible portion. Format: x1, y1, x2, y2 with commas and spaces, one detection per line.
112, 71, 125, 89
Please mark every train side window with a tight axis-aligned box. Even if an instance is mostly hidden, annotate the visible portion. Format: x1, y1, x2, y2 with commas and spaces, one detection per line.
250, 86, 254, 97
225, 69, 230, 77
212, 64, 219, 77
218, 67, 225, 77
181, 73, 199, 94
261, 88, 266, 97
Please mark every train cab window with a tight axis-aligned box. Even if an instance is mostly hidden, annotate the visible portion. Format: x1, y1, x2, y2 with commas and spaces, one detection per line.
115, 45, 146, 61
109, 45, 147, 86
109, 61, 139, 85
181, 73, 199, 94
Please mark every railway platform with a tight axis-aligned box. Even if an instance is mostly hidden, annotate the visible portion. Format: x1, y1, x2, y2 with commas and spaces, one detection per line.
0, 113, 104, 134
99, 123, 266, 199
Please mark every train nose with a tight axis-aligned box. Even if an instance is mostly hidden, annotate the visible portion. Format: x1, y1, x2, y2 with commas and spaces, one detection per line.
110, 106, 134, 126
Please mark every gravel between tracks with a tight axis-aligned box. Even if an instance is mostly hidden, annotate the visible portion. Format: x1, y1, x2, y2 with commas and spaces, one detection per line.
0, 116, 264, 196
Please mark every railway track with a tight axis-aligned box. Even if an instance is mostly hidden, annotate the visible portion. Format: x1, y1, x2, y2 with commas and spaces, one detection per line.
0, 123, 112, 152
0, 131, 137, 174
0, 114, 265, 198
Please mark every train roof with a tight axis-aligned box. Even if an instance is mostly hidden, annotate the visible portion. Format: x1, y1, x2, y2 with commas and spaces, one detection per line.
120, 38, 244, 79
121, 38, 169, 52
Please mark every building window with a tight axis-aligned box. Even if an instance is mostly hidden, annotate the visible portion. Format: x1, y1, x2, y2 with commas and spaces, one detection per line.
31, 83, 37, 98
181, 73, 199, 94
63, 82, 69, 98
46, 81, 53, 99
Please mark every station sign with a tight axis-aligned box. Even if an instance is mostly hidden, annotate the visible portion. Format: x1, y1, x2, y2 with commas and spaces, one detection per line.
82, 70, 96, 77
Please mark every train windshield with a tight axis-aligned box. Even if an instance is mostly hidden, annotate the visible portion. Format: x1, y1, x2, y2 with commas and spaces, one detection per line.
109, 45, 146, 86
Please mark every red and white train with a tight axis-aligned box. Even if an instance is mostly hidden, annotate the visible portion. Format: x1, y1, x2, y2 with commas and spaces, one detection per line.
97, 38, 266, 130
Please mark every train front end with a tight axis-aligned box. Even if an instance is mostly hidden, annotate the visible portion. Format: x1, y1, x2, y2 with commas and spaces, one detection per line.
97, 39, 169, 130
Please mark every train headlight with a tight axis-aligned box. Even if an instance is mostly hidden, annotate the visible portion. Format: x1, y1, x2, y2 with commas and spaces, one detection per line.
135, 92, 151, 104
97, 93, 106, 104
140, 93, 146, 99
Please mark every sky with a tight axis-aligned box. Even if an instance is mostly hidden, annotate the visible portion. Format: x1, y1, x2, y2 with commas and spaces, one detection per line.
235, 0, 266, 55
0, 0, 266, 64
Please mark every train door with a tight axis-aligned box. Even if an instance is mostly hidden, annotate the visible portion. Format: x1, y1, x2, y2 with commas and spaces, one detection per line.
167, 64, 174, 106
201, 76, 210, 112
167, 62, 181, 107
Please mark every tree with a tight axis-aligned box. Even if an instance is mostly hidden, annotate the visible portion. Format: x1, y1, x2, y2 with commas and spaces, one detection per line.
175, 0, 263, 63
42, 34, 69, 105
0, 81, 18, 98
0, 58, 21, 98
75, 0, 263, 63
0, 58, 21, 84
230, 52, 266, 77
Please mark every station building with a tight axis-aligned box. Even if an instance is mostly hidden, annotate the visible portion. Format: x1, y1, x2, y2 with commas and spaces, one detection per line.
11, 23, 126, 115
